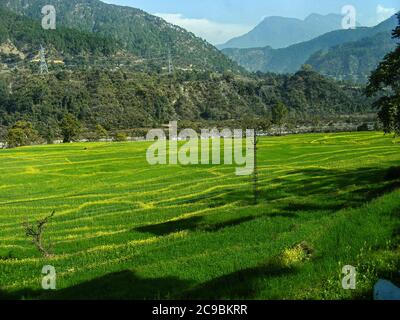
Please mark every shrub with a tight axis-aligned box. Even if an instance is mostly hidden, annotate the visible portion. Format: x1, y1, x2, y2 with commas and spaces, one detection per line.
60, 114, 81, 143
114, 132, 127, 142
357, 123, 370, 132
95, 124, 109, 140
6, 121, 40, 148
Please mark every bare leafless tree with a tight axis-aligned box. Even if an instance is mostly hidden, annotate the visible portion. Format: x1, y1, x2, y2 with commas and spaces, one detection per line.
23, 211, 55, 258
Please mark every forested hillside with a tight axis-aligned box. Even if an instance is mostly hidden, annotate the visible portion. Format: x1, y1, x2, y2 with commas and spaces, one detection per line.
0, 8, 120, 65
0, 0, 242, 73
306, 32, 397, 83
0, 68, 372, 139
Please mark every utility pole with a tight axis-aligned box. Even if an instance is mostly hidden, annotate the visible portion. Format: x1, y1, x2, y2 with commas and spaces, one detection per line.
253, 129, 258, 205
39, 45, 49, 75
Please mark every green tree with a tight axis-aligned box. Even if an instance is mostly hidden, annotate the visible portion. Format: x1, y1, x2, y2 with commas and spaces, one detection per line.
272, 102, 288, 135
60, 114, 81, 143
300, 64, 313, 72
6, 121, 39, 148
95, 124, 108, 140
43, 125, 56, 144
366, 14, 400, 135
113, 132, 127, 142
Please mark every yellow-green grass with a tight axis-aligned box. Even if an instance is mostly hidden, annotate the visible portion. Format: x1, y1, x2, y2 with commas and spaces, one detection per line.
0, 132, 399, 300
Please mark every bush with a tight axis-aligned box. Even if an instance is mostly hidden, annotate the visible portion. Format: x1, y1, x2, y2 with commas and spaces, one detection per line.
95, 124, 109, 140
114, 132, 127, 142
60, 114, 81, 143
357, 123, 370, 132
6, 121, 40, 148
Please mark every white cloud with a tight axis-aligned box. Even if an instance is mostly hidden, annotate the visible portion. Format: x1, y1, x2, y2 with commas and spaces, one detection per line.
376, 4, 397, 23
154, 13, 252, 45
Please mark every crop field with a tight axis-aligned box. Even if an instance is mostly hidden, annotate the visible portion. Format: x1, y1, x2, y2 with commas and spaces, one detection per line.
0, 132, 399, 300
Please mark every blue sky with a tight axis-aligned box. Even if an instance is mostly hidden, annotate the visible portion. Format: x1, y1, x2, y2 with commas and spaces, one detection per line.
103, 0, 399, 44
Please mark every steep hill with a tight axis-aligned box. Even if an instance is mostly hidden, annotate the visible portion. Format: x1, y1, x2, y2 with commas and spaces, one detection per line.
0, 7, 120, 68
0, 0, 242, 73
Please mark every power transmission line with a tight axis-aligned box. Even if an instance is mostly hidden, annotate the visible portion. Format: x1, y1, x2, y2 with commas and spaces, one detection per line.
3, 47, 211, 74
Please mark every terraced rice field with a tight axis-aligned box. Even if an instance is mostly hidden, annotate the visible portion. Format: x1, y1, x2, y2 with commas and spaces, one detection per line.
0, 132, 399, 300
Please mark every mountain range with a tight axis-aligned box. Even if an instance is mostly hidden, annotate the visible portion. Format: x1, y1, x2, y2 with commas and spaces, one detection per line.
218, 13, 348, 50
222, 14, 398, 82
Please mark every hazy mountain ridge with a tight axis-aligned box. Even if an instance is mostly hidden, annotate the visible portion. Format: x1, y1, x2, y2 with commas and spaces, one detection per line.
217, 13, 346, 50
221, 14, 398, 80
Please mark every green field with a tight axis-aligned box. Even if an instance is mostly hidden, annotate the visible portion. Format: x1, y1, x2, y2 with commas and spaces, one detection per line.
0, 132, 399, 300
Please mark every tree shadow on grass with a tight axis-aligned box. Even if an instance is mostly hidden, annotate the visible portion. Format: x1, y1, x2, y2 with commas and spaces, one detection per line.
133, 214, 262, 236
268, 212, 299, 218
0, 261, 297, 300
172, 166, 400, 216
0, 270, 193, 300
181, 259, 296, 300
300, 166, 398, 198
0, 288, 39, 300
269, 166, 400, 211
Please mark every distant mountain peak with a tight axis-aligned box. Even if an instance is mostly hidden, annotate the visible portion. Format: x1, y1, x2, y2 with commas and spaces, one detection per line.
218, 13, 344, 50
305, 13, 339, 19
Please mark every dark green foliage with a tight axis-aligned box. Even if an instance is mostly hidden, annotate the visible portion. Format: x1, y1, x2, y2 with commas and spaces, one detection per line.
60, 113, 81, 143
0, 7, 118, 59
357, 123, 370, 132
95, 124, 108, 140
272, 101, 288, 135
113, 132, 127, 142
366, 14, 400, 135
6, 120, 40, 148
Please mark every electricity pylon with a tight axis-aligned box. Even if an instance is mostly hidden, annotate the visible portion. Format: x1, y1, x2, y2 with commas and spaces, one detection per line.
39, 45, 49, 74
168, 49, 173, 75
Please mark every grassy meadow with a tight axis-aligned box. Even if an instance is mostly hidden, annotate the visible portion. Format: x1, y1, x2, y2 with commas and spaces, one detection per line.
0, 132, 399, 300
